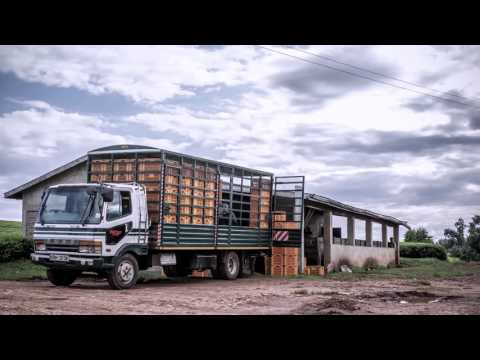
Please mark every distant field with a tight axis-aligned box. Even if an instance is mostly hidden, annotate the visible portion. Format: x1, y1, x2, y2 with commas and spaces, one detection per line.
0, 220, 22, 239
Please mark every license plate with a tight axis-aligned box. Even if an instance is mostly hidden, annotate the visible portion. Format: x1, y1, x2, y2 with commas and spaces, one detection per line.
49, 254, 69, 262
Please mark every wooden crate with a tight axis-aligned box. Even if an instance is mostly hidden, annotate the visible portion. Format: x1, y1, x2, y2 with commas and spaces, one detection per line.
284, 254, 299, 267
150, 211, 160, 223
138, 159, 161, 172
306, 266, 324, 276
165, 185, 178, 194
271, 265, 284, 276
191, 270, 210, 278
283, 222, 300, 230
283, 247, 299, 256
204, 217, 214, 225
272, 211, 287, 222
204, 199, 215, 208
147, 192, 160, 202
113, 174, 134, 182
204, 208, 214, 217
205, 181, 215, 190
163, 214, 176, 224
192, 216, 203, 225
165, 205, 177, 214
113, 159, 135, 172
260, 190, 270, 198
91, 160, 111, 172
182, 178, 193, 187
138, 173, 161, 182
272, 247, 284, 255
145, 183, 161, 192
180, 187, 192, 196
90, 174, 111, 182
147, 202, 159, 211
205, 191, 214, 198
180, 206, 191, 215
180, 196, 191, 205
271, 253, 283, 266
165, 175, 179, 185
260, 205, 270, 213
193, 207, 203, 216
284, 265, 298, 276
164, 194, 177, 204
180, 216, 191, 224
194, 180, 205, 188
193, 198, 204, 207
260, 221, 268, 229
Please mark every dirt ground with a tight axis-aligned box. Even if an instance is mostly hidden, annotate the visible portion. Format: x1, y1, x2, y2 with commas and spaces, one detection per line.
1, 272, 480, 315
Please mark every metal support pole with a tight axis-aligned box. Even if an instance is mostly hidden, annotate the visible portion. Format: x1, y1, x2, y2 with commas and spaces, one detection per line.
366, 220, 372, 247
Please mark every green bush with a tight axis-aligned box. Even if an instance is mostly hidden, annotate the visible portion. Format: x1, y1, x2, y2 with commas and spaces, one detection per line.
363, 257, 379, 270
400, 242, 447, 261
0, 235, 33, 263
459, 246, 480, 262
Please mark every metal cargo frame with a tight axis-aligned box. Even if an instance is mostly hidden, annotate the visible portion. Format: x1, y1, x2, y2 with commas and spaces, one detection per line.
87, 146, 273, 251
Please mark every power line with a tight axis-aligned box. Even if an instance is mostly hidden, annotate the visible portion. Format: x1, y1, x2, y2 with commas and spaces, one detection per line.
256, 45, 480, 110
285, 45, 480, 104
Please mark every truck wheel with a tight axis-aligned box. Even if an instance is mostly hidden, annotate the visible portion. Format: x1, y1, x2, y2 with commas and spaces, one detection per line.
239, 255, 256, 278
218, 251, 240, 280
107, 253, 139, 290
47, 269, 79, 287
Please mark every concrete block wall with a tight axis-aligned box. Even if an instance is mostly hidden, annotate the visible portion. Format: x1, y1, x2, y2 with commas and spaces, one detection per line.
330, 243, 396, 268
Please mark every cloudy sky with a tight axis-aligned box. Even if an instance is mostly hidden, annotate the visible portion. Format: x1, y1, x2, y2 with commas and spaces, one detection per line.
1, 45, 479, 240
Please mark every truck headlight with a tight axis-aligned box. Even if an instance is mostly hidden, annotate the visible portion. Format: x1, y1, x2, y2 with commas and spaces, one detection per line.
35, 240, 46, 251
79, 241, 102, 254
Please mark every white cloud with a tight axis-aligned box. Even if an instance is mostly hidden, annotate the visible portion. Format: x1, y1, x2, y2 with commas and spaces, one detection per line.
1, 45, 480, 238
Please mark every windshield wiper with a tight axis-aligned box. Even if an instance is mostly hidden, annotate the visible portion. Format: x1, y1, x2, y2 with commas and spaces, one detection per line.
79, 192, 96, 225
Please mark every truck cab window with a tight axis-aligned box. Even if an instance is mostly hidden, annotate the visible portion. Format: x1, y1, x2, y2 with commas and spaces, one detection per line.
106, 191, 132, 221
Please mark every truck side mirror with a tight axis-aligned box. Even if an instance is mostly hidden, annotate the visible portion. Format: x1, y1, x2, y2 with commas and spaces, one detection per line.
101, 188, 114, 202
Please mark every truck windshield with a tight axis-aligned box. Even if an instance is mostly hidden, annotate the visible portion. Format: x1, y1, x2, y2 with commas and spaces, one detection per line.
40, 187, 103, 224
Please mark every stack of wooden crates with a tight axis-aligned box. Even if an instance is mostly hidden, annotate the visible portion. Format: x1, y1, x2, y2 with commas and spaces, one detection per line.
265, 247, 299, 277
249, 178, 272, 229
162, 161, 217, 226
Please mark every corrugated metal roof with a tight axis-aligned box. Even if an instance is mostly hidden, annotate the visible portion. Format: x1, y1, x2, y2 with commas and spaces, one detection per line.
3, 155, 88, 199
304, 193, 410, 228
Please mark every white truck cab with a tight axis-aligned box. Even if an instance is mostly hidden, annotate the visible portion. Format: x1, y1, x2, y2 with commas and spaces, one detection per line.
31, 182, 150, 289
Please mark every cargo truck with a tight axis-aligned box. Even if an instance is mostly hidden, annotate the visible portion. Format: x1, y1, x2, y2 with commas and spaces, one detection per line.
31, 145, 305, 289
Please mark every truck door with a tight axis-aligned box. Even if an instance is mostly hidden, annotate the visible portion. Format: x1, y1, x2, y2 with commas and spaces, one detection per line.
272, 176, 305, 271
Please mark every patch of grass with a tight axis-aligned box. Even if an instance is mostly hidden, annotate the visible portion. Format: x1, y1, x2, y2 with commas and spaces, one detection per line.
0, 259, 46, 281
327, 257, 480, 281
0, 220, 22, 238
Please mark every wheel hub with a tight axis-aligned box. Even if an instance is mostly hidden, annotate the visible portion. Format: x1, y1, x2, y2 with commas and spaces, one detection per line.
118, 261, 134, 283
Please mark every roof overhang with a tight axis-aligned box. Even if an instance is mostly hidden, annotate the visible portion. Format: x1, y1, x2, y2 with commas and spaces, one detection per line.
304, 193, 410, 229
3, 155, 88, 200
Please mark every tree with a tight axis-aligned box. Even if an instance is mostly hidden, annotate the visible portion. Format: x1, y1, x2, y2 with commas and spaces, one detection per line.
439, 218, 465, 249
404, 227, 433, 243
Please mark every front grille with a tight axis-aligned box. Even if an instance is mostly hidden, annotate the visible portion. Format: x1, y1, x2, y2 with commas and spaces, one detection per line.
44, 239, 80, 252
45, 244, 80, 252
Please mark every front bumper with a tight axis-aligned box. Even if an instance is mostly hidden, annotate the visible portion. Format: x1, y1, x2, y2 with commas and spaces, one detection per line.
31, 253, 114, 271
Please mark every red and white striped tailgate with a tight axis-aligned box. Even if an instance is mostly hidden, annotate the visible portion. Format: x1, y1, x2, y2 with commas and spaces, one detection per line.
273, 231, 289, 241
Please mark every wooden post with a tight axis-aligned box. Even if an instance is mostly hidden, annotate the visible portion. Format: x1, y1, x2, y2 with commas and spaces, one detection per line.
366, 220, 372, 247
347, 216, 355, 246
382, 223, 388, 247
393, 225, 400, 265
323, 210, 333, 268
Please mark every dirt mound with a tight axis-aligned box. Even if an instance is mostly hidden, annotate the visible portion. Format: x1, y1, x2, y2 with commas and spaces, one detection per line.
293, 296, 359, 314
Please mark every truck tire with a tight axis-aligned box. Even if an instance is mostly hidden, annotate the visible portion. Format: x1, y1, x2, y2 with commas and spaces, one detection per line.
107, 253, 139, 290
239, 255, 256, 278
217, 251, 240, 280
47, 269, 79, 287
